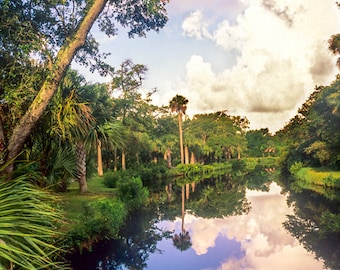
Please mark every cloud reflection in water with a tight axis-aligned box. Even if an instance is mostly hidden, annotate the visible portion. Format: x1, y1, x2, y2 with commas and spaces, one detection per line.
148, 182, 325, 270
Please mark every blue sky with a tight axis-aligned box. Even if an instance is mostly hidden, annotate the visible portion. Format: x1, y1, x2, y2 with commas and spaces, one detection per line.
74, 0, 340, 132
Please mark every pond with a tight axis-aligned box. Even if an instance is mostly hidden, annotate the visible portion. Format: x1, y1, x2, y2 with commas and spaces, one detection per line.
70, 168, 340, 270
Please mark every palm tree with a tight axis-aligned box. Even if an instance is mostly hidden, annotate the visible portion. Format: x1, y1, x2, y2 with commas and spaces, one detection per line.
169, 95, 188, 164
49, 71, 94, 193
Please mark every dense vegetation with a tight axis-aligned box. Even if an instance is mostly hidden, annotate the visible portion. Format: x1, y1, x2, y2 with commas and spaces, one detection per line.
0, 0, 340, 269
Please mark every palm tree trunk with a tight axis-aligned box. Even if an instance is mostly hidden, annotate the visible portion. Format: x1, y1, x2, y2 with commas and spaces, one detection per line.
186, 183, 190, 200
190, 152, 195, 164
113, 146, 117, 171
122, 148, 126, 171
184, 145, 189, 164
178, 112, 184, 164
97, 139, 103, 176
76, 141, 87, 193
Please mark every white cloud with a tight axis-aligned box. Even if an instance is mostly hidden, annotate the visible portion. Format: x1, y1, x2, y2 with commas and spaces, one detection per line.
179, 0, 339, 132
182, 10, 213, 40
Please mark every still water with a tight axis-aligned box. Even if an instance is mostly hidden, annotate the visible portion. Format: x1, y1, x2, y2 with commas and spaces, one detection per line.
71, 170, 340, 270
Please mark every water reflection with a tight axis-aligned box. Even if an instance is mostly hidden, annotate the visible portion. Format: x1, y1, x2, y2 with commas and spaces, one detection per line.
146, 182, 325, 270
71, 167, 339, 270
172, 185, 192, 251
282, 186, 340, 270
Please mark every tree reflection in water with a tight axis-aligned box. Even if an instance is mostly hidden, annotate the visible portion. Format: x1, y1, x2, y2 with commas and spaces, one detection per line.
281, 185, 340, 270
172, 185, 192, 251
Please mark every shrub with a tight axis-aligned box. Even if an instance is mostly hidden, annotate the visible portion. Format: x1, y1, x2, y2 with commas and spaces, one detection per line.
136, 163, 168, 189
116, 176, 149, 211
103, 171, 120, 188
289, 161, 303, 175
65, 198, 127, 252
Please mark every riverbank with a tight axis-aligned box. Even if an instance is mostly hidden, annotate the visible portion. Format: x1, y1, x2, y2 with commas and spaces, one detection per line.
294, 167, 340, 188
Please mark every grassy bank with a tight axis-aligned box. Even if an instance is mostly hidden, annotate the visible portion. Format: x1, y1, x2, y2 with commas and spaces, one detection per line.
295, 167, 340, 188
60, 176, 116, 224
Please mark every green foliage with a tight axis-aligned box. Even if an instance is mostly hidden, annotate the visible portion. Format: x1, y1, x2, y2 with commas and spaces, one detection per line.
289, 161, 303, 175
137, 162, 168, 189
231, 159, 246, 172
103, 171, 120, 188
0, 177, 67, 269
176, 163, 202, 174
279, 76, 340, 171
47, 146, 77, 192
185, 112, 249, 162
245, 128, 271, 157
65, 198, 127, 253
117, 176, 149, 212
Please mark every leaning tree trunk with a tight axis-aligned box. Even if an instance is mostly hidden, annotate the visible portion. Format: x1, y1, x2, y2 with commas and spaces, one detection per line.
4, 0, 107, 174
76, 142, 88, 193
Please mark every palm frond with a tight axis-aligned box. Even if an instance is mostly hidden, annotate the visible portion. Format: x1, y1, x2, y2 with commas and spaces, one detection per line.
0, 171, 69, 269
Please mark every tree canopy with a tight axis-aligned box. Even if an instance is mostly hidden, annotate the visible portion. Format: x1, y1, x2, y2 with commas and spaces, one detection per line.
0, 0, 169, 172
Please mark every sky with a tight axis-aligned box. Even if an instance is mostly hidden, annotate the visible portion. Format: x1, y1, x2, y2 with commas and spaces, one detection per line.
74, 0, 340, 133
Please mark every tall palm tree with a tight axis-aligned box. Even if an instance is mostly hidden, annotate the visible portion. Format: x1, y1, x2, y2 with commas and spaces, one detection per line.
169, 95, 188, 164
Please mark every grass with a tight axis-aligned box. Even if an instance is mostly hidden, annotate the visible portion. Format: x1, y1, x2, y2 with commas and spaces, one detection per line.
60, 176, 116, 225
296, 167, 340, 188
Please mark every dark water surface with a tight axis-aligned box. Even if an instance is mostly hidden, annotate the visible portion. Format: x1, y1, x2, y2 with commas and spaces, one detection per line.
70, 171, 340, 270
